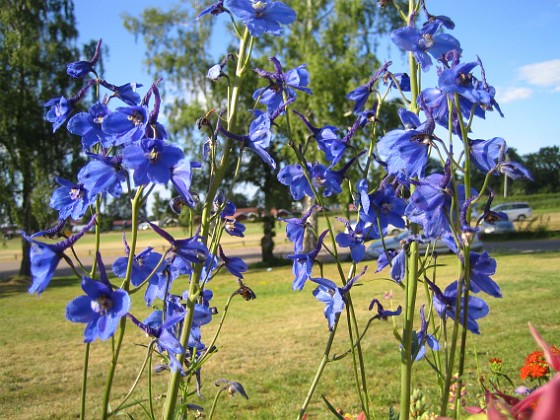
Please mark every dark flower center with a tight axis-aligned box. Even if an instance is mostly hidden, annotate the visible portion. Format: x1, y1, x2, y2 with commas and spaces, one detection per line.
92, 294, 113, 314
252, 1, 267, 17
128, 111, 144, 126
149, 148, 159, 163
93, 113, 105, 125
411, 133, 433, 145
270, 82, 282, 93
225, 220, 236, 232
70, 187, 85, 200
457, 72, 473, 86
420, 34, 434, 50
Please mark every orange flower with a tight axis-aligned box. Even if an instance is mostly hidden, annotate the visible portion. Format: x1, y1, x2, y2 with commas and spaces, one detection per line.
520, 350, 550, 380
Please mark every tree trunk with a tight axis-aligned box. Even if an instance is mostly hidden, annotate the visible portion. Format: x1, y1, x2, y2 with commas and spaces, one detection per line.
302, 195, 318, 253
260, 214, 276, 263
18, 165, 33, 277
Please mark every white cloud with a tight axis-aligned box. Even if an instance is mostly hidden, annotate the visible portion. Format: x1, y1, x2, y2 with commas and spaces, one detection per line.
496, 87, 533, 103
517, 59, 560, 92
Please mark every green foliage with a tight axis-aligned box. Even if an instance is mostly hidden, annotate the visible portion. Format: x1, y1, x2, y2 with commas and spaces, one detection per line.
123, 1, 405, 261
489, 192, 560, 210
0, 0, 85, 274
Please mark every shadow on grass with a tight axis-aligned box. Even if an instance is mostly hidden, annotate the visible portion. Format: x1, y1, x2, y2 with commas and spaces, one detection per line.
480, 230, 560, 241
0, 275, 78, 298
249, 256, 293, 270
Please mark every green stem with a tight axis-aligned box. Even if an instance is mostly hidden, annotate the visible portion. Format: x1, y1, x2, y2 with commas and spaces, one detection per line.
162, 28, 252, 420
400, 3, 420, 415
400, 240, 419, 420
207, 388, 225, 420
109, 342, 155, 416
297, 320, 339, 420
148, 347, 154, 419
80, 343, 90, 420
101, 187, 143, 418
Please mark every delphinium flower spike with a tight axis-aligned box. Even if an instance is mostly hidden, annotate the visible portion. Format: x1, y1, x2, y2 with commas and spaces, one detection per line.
22, 215, 97, 295
66, 254, 131, 342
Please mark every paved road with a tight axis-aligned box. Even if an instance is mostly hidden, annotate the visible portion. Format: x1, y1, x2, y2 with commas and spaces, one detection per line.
2, 239, 559, 280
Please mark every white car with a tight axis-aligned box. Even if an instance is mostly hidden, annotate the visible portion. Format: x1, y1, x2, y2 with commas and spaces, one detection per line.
490, 202, 532, 221
480, 219, 515, 234
365, 230, 483, 259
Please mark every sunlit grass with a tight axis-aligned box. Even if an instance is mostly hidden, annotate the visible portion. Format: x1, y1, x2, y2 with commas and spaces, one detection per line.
1, 251, 559, 418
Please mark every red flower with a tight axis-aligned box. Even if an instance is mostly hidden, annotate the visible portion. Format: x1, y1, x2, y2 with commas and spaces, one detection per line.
520, 350, 550, 380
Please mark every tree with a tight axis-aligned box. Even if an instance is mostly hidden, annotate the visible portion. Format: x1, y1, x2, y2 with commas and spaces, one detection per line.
0, 0, 84, 276
123, 0, 403, 261
521, 146, 560, 194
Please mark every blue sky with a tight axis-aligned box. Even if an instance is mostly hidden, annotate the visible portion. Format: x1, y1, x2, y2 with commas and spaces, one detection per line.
75, 0, 560, 156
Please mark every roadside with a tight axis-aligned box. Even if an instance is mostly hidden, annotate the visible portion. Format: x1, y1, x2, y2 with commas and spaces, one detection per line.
1, 238, 559, 281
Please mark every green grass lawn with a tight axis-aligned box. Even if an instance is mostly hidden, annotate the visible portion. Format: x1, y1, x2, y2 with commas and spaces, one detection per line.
1, 252, 559, 419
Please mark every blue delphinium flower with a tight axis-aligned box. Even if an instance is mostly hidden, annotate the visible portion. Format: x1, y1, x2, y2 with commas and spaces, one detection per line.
226, 0, 297, 37
467, 251, 501, 298
310, 267, 366, 330
78, 153, 126, 198
279, 155, 363, 201
182, 289, 215, 328
391, 19, 461, 72
246, 111, 276, 168
44, 80, 95, 132
369, 298, 403, 320
438, 61, 492, 106
427, 278, 489, 334
389, 249, 406, 284
101, 105, 149, 144
111, 82, 143, 107
469, 137, 506, 173
219, 111, 276, 168
213, 192, 236, 218
253, 57, 311, 115
412, 305, 440, 360
171, 160, 201, 208
131, 310, 185, 372
196, 1, 226, 20
66, 39, 101, 79
292, 110, 345, 165
49, 177, 92, 221
112, 246, 164, 287
215, 379, 250, 399
384, 72, 411, 92
44, 96, 74, 132
358, 181, 407, 235
123, 138, 184, 186
496, 160, 533, 181
66, 274, 131, 343
148, 221, 209, 265
223, 218, 246, 237
377, 107, 437, 180
144, 258, 191, 307
420, 86, 482, 132
278, 204, 318, 253
67, 102, 118, 149
335, 218, 377, 263
22, 215, 96, 295
277, 163, 312, 200
219, 245, 248, 278
405, 171, 452, 239
346, 62, 392, 113
287, 230, 328, 291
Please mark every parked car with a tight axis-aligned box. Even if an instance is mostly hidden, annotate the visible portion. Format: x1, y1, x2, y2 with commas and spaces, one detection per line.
365, 230, 483, 259
480, 219, 515, 234
490, 202, 532, 221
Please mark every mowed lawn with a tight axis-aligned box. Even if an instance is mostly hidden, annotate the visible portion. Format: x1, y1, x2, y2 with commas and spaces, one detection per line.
1, 251, 560, 419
